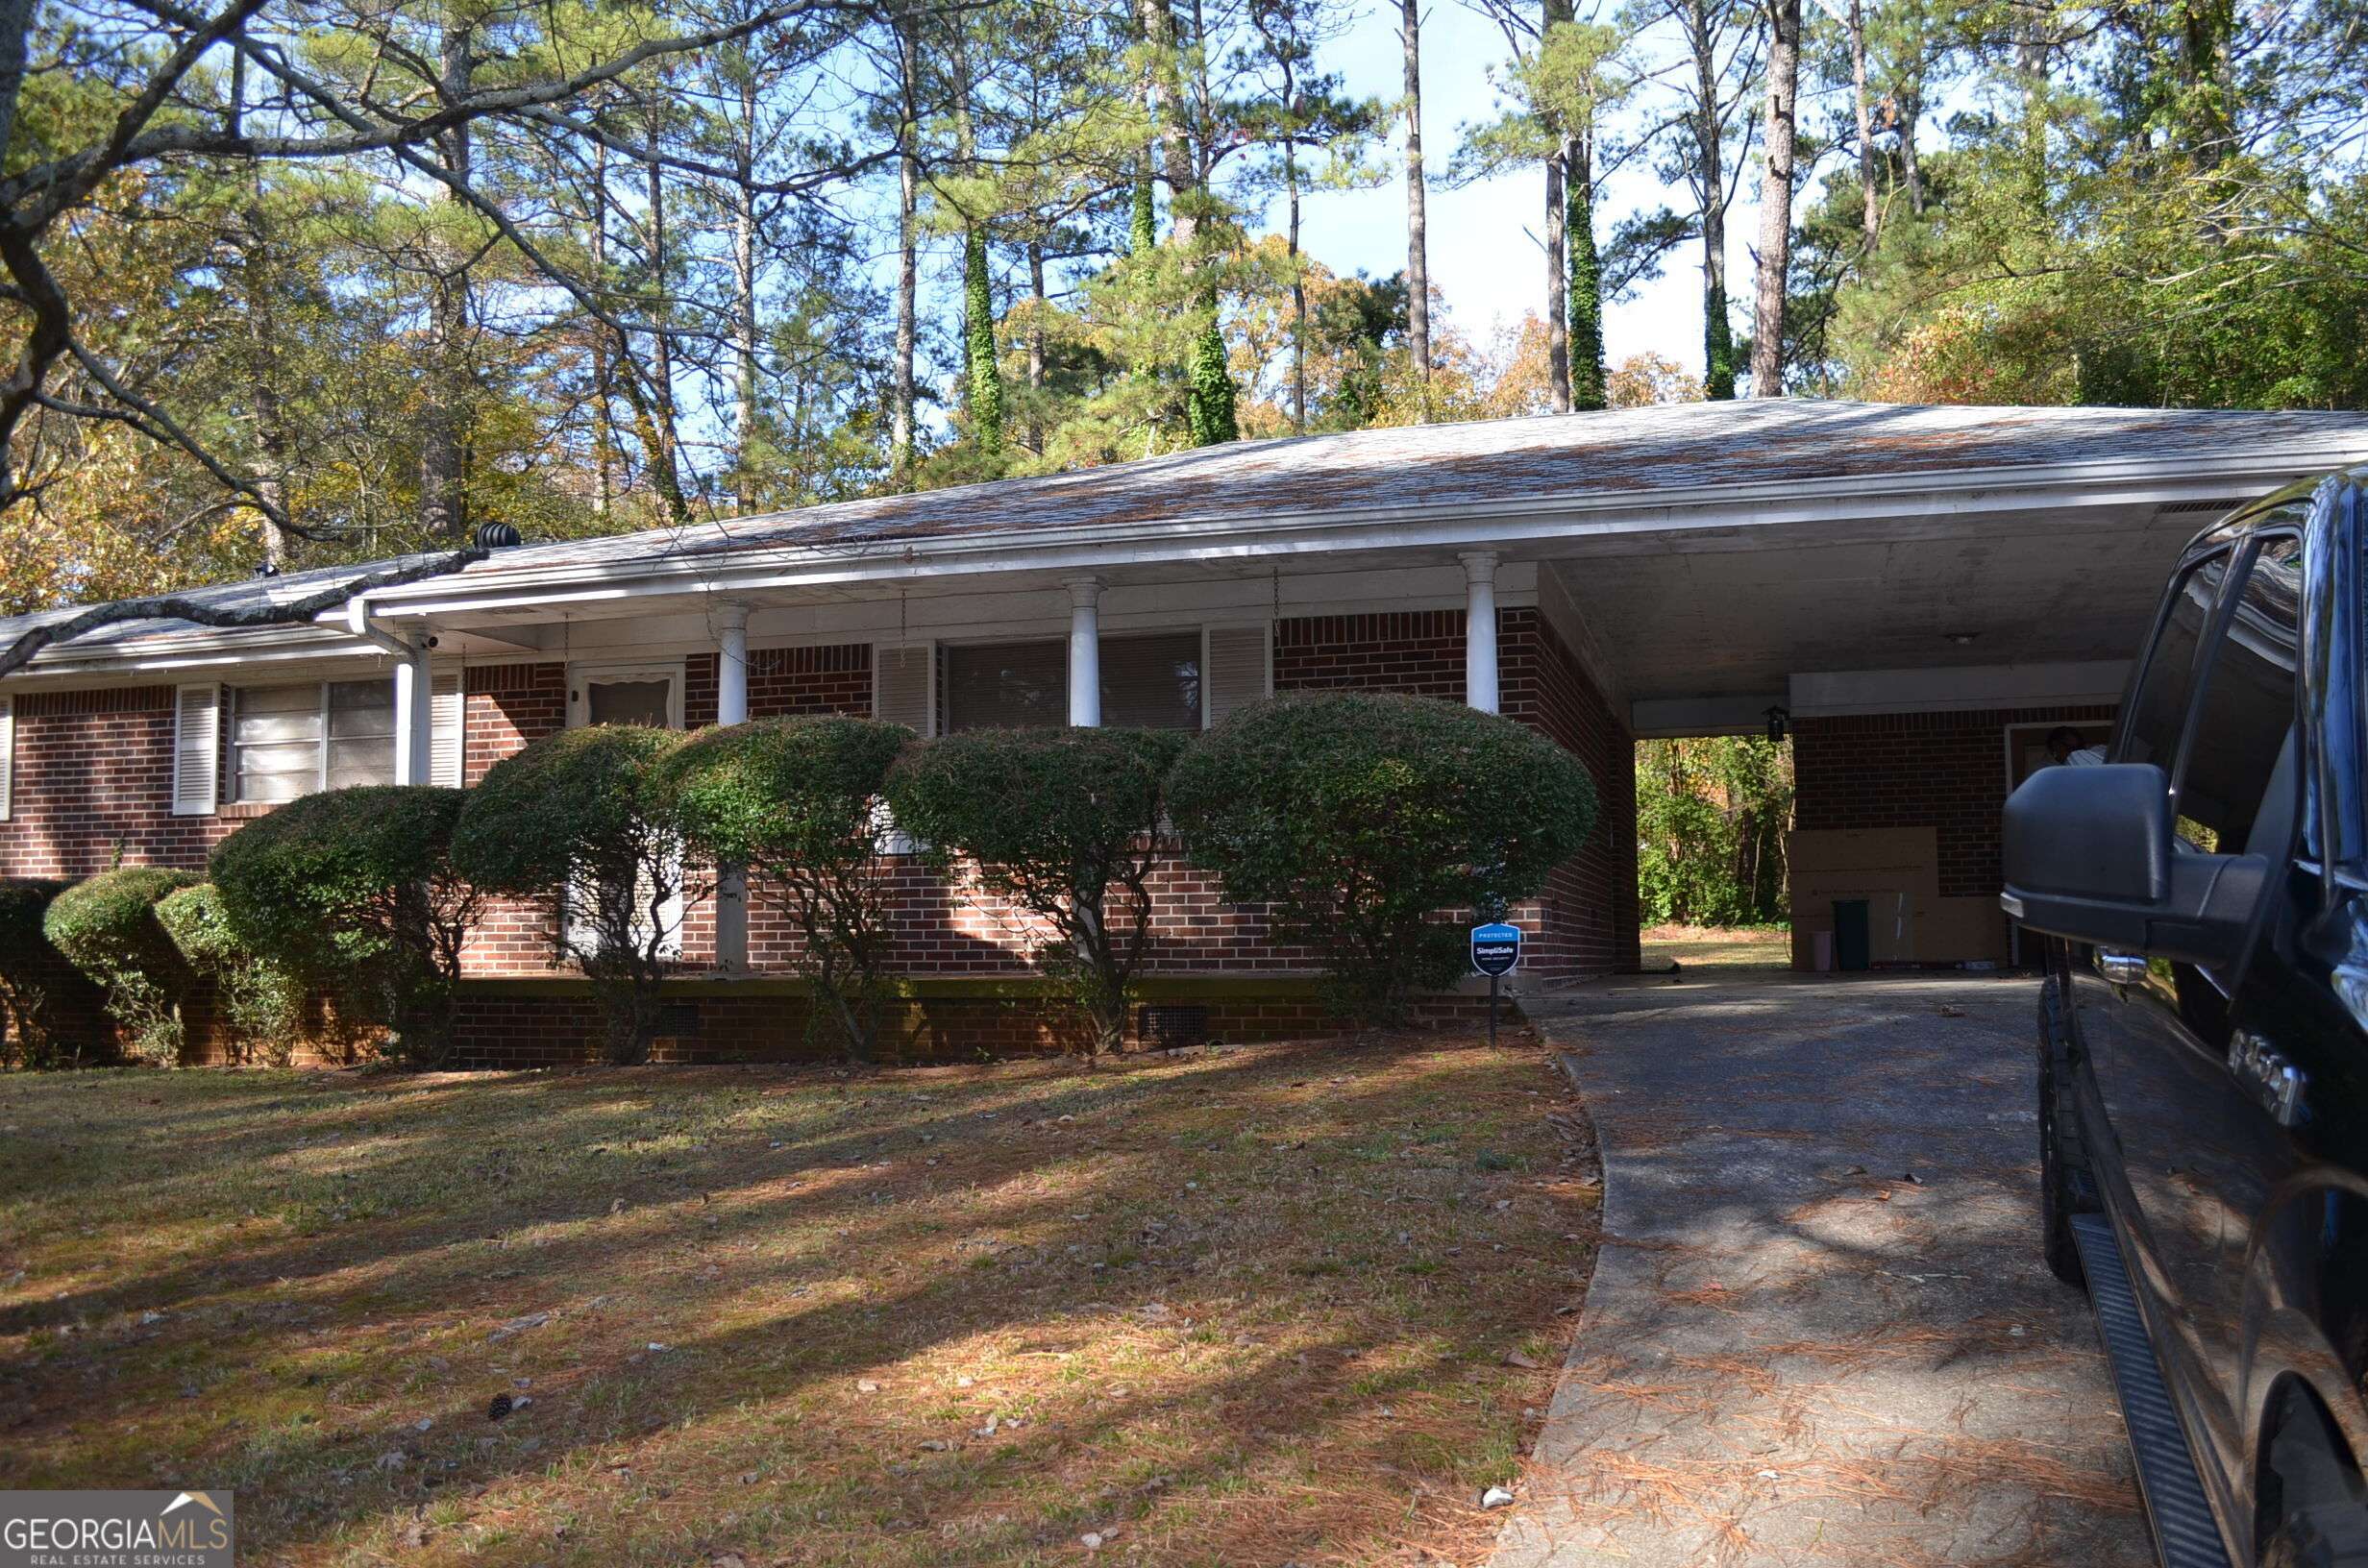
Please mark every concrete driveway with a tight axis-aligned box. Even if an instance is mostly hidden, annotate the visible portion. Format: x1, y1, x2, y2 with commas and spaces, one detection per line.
1492, 972, 2155, 1568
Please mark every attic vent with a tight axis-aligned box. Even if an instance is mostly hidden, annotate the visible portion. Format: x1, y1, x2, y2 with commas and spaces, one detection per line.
474, 521, 524, 549
2154, 497, 2239, 519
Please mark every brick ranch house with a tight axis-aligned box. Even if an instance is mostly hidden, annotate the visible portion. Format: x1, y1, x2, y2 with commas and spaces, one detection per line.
2, 399, 2362, 1063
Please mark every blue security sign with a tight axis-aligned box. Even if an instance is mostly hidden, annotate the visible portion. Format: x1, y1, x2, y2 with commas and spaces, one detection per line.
1470, 921, 1522, 977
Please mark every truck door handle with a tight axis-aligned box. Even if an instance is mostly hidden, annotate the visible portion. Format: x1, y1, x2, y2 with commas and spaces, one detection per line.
2098, 949, 2150, 986
2230, 1030, 2308, 1127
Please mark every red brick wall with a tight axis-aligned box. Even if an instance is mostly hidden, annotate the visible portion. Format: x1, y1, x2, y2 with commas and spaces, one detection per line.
1792, 703, 2118, 898
0, 687, 231, 876
1275, 610, 1465, 699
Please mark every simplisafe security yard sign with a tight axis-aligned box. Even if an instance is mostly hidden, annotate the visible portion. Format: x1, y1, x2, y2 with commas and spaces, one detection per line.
1470, 922, 1521, 976
1470, 922, 1521, 1045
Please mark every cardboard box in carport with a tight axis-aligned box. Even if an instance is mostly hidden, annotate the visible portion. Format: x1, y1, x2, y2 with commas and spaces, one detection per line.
1788, 827, 1939, 969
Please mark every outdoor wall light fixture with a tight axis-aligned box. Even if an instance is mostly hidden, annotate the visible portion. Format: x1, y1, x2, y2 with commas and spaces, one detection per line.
1764, 705, 1790, 742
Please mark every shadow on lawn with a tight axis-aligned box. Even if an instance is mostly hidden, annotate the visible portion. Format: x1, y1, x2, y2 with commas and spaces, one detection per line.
1, 1038, 1584, 1565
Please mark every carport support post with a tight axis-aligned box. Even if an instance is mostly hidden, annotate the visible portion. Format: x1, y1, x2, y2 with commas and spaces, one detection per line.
1461, 551, 1499, 714
714, 604, 751, 972
394, 633, 432, 786
1067, 577, 1102, 726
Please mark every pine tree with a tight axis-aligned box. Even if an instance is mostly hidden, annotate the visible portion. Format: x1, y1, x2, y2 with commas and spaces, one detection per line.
965, 228, 1004, 453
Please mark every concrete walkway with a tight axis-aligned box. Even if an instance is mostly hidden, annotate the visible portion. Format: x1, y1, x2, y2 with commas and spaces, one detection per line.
1492, 972, 2154, 1568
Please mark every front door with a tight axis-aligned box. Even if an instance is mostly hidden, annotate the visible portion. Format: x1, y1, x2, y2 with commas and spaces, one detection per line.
568, 662, 685, 958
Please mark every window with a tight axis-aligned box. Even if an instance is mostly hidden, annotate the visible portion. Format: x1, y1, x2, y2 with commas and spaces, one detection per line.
2174, 534, 2301, 855
230, 680, 396, 803
943, 641, 1068, 732
1102, 632, 1201, 730
2120, 551, 2234, 769
940, 633, 1205, 733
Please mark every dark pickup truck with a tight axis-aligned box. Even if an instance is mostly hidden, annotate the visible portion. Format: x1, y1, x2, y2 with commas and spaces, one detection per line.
2003, 473, 2368, 1567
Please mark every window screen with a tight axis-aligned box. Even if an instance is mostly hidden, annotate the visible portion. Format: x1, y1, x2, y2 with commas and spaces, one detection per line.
232, 683, 325, 803
232, 681, 398, 802
2174, 535, 2300, 854
326, 680, 396, 788
2120, 551, 2233, 769
944, 641, 1067, 732
1101, 632, 1202, 730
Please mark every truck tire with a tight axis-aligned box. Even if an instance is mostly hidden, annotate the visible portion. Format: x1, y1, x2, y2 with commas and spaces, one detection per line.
2037, 973, 2086, 1287
2259, 1389, 2368, 1567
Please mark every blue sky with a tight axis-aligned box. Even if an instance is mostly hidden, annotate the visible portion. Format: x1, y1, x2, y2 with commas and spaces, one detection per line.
1282, 1, 1762, 375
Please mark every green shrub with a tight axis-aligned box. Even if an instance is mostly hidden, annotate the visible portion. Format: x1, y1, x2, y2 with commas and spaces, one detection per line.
0, 878, 111, 1068
658, 718, 910, 1061
157, 883, 306, 1066
453, 724, 691, 1065
885, 725, 1187, 1056
1168, 693, 1598, 1024
210, 786, 485, 1068
43, 866, 203, 1065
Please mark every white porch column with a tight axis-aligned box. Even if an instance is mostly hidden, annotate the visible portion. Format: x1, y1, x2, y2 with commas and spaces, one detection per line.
1461, 551, 1500, 715
714, 603, 752, 972
717, 604, 751, 726
1067, 576, 1103, 726
394, 633, 434, 784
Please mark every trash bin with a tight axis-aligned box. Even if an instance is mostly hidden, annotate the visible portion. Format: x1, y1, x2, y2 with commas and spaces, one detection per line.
1833, 898, 1871, 971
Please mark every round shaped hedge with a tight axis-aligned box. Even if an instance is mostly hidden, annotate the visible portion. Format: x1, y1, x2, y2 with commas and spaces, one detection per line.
43, 865, 203, 1063
1167, 692, 1598, 1021
158, 882, 305, 1064
884, 724, 1187, 879
210, 785, 471, 970
0, 877, 107, 1066
453, 723, 687, 895
658, 717, 911, 872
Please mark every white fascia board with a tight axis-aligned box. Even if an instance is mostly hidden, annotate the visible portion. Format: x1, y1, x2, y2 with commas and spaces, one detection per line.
1788, 660, 2134, 718
2, 626, 389, 686
358, 448, 2352, 621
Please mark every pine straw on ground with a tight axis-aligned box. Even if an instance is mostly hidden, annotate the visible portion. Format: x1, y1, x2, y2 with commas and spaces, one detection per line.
0, 1029, 1599, 1567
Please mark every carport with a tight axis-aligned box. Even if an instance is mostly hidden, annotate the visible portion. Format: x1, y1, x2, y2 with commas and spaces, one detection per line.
1527, 404, 2368, 968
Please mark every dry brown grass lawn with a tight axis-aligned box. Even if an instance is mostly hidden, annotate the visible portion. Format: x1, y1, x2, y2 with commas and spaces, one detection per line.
0, 1029, 1598, 1567
1639, 924, 1790, 971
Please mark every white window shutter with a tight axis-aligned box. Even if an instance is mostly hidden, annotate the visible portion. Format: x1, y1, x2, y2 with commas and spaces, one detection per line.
1203, 624, 1271, 728
430, 670, 465, 787
0, 695, 12, 820
874, 643, 935, 737
172, 683, 221, 816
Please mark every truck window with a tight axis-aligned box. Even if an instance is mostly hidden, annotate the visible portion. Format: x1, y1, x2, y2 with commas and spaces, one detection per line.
2173, 534, 2302, 854
2120, 550, 2234, 770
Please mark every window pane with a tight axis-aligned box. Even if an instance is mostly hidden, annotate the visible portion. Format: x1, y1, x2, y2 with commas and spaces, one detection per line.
2175, 535, 2300, 854
233, 685, 321, 802
1101, 632, 1201, 730
329, 679, 396, 740
328, 738, 396, 789
2121, 551, 2232, 769
945, 641, 1066, 731
586, 677, 673, 728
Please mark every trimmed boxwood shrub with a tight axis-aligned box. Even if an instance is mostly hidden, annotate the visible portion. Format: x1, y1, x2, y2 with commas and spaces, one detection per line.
885, 725, 1187, 1057
158, 883, 305, 1066
1168, 692, 1598, 1024
43, 866, 203, 1065
211, 786, 486, 1068
658, 718, 910, 1061
453, 724, 692, 1066
0, 878, 111, 1068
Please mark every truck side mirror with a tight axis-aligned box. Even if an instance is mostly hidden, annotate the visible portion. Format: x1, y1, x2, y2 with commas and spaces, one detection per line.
2001, 764, 2270, 969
